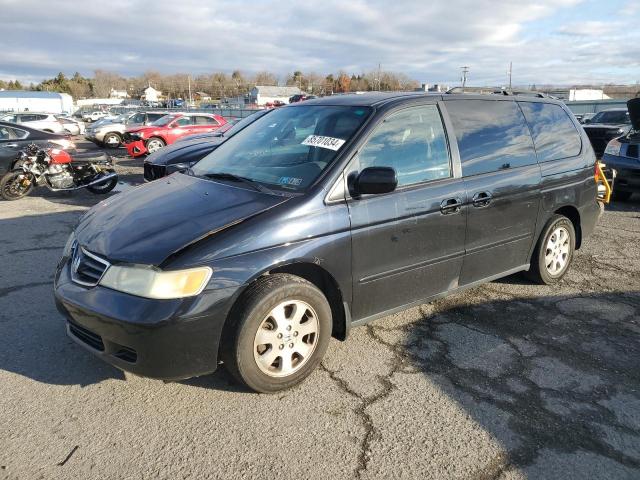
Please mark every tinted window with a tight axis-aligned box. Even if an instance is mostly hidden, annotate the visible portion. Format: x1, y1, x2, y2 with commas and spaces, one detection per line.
354, 105, 451, 187
131, 113, 146, 123
174, 117, 192, 127
194, 115, 218, 125
446, 100, 537, 176
519, 102, 582, 162
0, 126, 28, 140
591, 110, 630, 124
147, 113, 165, 123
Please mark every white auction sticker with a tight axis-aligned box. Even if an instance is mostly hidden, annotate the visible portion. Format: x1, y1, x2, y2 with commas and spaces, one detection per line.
302, 135, 346, 151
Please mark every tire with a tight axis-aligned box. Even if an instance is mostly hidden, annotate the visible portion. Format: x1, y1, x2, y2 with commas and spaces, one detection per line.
146, 137, 165, 154
612, 190, 632, 202
0, 170, 34, 200
86, 170, 118, 194
102, 132, 122, 149
526, 215, 576, 285
221, 274, 332, 393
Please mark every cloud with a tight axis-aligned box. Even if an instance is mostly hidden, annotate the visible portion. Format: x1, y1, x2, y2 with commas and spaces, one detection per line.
0, 0, 638, 85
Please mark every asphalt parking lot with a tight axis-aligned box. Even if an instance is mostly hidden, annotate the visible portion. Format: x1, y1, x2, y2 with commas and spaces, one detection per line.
1, 140, 639, 479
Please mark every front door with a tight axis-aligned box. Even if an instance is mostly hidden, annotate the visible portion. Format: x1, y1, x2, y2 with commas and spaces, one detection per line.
347, 103, 467, 320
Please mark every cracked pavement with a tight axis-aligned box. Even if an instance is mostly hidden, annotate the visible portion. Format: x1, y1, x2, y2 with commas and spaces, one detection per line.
1, 141, 639, 479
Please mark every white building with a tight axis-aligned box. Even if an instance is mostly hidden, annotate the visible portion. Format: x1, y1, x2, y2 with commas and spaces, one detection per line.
569, 89, 610, 101
0, 90, 74, 114
249, 86, 302, 106
143, 86, 161, 102
110, 88, 128, 99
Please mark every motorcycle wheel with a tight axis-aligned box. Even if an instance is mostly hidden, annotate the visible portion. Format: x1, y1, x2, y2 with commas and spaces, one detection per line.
86, 171, 118, 195
0, 171, 35, 201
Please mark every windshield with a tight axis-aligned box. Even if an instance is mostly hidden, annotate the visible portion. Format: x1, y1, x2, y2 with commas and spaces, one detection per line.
150, 114, 178, 126
219, 110, 270, 137
192, 105, 371, 191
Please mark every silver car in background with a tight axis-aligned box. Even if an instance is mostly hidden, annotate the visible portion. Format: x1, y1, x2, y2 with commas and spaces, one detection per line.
0, 112, 66, 133
56, 115, 86, 135
85, 111, 169, 148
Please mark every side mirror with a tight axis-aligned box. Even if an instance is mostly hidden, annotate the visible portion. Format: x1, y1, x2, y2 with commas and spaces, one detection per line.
353, 166, 397, 196
583, 118, 591, 124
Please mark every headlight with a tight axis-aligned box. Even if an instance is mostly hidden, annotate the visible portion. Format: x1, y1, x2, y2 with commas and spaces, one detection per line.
166, 163, 191, 174
99, 265, 212, 299
50, 139, 76, 150
604, 138, 621, 156
62, 232, 76, 257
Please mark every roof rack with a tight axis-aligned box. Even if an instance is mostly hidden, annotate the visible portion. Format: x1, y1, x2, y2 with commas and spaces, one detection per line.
445, 87, 557, 99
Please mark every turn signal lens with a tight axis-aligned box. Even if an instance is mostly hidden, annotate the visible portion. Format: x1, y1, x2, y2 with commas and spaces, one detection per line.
100, 265, 212, 299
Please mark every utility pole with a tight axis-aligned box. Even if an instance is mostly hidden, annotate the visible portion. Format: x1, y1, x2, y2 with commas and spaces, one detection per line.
461, 66, 470, 91
508, 62, 513, 92
188, 75, 192, 108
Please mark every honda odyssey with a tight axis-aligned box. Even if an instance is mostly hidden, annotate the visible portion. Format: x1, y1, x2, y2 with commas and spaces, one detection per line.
55, 92, 601, 392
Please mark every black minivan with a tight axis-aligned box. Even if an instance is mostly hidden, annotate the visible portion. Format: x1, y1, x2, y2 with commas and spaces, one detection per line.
55, 92, 601, 392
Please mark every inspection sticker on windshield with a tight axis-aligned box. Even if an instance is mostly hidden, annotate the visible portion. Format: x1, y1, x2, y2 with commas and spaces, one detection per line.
302, 135, 346, 151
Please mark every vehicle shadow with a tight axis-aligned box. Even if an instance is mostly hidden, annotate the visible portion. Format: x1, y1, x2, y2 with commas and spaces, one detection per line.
385, 289, 640, 475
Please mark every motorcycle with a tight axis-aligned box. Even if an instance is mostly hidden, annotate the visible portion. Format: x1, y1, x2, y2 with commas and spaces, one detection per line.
0, 144, 118, 201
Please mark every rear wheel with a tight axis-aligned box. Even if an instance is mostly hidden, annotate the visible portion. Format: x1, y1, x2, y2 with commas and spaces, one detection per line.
103, 132, 122, 148
86, 170, 118, 194
146, 137, 165, 153
612, 190, 632, 202
526, 215, 575, 285
221, 274, 332, 393
0, 171, 35, 200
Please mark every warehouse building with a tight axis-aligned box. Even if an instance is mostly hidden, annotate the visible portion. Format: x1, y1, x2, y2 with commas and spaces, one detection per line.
0, 90, 74, 114
249, 86, 302, 106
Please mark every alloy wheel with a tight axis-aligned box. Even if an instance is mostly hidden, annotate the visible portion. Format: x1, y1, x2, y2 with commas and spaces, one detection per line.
253, 300, 319, 377
544, 226, 570, 275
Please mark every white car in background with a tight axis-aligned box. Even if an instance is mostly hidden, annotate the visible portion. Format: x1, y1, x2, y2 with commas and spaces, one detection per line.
0, 112, 65, 133
81, 111, 109, 123
55, 115, 86, 135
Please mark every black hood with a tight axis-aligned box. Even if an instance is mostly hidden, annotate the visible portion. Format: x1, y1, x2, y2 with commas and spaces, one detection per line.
75, 173, 289, 265
146, 138, 224, 166
628, 98, 640, 131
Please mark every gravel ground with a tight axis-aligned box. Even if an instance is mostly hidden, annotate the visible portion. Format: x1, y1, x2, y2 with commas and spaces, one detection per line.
1, 140, 639, 479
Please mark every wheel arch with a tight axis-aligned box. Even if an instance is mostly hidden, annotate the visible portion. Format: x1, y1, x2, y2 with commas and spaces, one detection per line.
554, 205, 582, 249
223, 261, 349, 345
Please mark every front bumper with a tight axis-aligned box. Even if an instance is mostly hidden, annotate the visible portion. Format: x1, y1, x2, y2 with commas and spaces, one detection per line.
602, 153, 640, 192
54, 257, 237, 380
124, 139, 147, 158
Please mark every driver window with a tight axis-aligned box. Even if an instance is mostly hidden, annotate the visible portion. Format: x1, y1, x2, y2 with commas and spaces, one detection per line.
353, 105, 452, 187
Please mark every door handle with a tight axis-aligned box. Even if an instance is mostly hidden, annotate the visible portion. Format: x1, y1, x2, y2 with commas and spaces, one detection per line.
440, 197, 462, 215
472, 191, 492, 207
5, 143, 19, 148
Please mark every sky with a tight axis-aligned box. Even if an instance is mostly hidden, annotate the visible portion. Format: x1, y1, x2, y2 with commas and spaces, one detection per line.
1, 0, 639, 87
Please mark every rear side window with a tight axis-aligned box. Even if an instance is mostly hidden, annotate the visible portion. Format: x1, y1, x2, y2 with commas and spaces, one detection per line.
446, 100, 537, 177
519, 102, 582, 162
173, 117, 192, 127
354, 104, 451, 187
194, 115, 218, 125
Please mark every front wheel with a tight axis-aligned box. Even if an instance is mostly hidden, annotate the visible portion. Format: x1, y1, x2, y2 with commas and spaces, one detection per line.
0, 170, 35, 200
526, 215, 576, 285
146, 137, 165, 154
86, 170, 118, 194
221, 274, 332, 393
103, 132, 122, 148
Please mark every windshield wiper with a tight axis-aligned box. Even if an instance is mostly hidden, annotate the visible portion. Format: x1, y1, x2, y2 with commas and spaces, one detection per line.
202, 172, 273, 194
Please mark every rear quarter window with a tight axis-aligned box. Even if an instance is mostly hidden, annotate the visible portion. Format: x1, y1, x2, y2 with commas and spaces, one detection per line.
445, 100, 537, 177
518, 102, 582, 162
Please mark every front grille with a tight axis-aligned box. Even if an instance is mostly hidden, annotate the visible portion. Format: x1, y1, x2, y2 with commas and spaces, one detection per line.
143, 162, 167, 181
70, 246, 110, 287
585, 127, 621, 156
68, 321, 104, 351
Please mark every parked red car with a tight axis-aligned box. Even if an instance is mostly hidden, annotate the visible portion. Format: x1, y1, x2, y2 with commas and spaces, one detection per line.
123, 113, 227, 157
